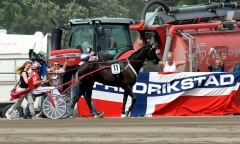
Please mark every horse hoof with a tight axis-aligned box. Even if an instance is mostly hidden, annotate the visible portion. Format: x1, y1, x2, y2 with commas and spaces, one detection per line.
126, 111, 131, 117
120, 114, 127, 118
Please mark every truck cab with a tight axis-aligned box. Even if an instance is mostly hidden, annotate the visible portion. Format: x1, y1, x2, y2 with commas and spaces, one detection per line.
51, 18, 135, 61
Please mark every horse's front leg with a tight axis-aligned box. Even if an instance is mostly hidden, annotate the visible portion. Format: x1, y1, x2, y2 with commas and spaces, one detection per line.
123, 86, 136, 118
121, 91, 128, 118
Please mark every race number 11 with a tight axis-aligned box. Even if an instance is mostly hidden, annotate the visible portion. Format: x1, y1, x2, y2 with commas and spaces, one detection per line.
111, 63, 120, 74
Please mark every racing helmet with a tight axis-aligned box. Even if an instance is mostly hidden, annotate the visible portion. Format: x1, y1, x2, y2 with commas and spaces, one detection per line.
81, 52, 90, 61
31, 61, 42, 69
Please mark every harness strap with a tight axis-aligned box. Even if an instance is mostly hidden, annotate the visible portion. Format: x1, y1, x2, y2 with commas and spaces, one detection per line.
121, 59, 138, 77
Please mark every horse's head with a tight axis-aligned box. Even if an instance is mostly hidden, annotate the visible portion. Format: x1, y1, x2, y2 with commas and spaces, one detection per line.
145, 44, 161, 65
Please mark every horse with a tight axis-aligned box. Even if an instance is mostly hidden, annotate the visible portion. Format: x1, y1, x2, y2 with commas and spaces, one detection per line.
69, 44, 161, 118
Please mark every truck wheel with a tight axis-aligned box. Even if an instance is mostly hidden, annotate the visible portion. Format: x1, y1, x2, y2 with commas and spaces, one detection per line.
2, 104, 23, 119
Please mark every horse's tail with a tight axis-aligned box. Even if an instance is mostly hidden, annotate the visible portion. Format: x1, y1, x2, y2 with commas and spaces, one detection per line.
62, 65, 79, 91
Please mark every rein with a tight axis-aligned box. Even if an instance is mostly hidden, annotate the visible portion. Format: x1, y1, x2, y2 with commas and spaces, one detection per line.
59, 66, 110, 94
47, 59, 146, 82
46, 66, 80, 81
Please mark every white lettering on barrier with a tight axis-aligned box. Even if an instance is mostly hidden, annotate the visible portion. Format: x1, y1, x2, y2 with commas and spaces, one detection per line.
105, 85, 118, 91
194, 77, 206, 86
147, 84, 161, 94
204, 75, 219, 86
133, 83, 147, 94
181, 78, 194, 90
119, 87, 124, 92
220, 74, 234, 85
162, 84, 167, 94
167, 81, 180, 93
93, 74, 235, 94
93, 82, 103, 88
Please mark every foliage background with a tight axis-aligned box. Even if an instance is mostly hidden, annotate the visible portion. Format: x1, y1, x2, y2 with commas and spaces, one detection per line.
0, 0, 238, 40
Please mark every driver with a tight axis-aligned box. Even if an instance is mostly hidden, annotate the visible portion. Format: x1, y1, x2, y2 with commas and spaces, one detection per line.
30, 61, 60, 96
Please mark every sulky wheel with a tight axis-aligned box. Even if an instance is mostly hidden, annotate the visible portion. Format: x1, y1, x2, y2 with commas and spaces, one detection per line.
42, 95, 66, 119
61, 96, 73, 119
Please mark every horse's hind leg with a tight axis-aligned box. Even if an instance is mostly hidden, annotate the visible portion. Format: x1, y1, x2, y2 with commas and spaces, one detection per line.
123, 86, 136, 117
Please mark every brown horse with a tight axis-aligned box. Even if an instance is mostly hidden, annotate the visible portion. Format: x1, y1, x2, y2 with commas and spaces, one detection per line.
69, 44, 161, 117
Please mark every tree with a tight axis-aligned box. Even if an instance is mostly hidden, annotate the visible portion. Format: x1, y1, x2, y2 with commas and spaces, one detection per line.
177, 0, 219, 6
80, 0, 129, 18
118, 0, 145, 20
0, 1, 22, 33
0, 0, 87, 34
0, 0, 130, 34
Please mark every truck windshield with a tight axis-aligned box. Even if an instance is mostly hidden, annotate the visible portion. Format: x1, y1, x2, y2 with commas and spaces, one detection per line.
96, 24, 132, 54
69, 24, 133, 60
69, 25, 93, 52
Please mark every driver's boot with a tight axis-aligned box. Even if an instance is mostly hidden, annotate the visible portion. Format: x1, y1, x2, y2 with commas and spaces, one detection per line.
91, 110, 104, 118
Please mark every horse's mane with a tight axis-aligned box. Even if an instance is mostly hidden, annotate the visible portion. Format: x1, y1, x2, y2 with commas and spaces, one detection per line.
128, 45, 147, 60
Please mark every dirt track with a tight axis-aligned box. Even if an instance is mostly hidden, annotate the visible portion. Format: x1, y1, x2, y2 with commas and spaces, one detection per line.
0, 116, 240, 144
